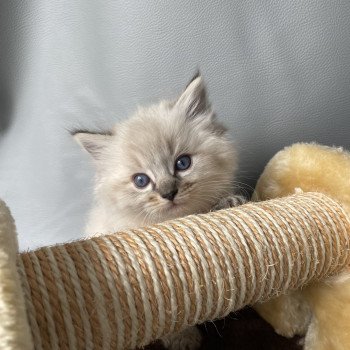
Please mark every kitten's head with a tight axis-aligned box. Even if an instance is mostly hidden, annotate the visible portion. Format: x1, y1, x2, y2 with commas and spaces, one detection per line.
73, 74, 237, 226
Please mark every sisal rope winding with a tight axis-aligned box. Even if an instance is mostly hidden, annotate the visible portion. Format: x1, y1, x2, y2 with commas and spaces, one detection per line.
18, 192, 350, 349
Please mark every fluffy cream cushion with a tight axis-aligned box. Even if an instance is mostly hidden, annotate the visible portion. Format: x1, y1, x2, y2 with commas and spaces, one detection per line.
0, 199, 33, 349
254, 143, 350, 350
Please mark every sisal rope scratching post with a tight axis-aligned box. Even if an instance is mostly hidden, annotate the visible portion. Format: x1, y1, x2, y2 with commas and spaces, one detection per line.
18, 192, 350, 350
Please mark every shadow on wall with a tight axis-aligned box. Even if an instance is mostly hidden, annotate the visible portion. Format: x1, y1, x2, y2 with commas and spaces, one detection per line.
0, 88, 12, 134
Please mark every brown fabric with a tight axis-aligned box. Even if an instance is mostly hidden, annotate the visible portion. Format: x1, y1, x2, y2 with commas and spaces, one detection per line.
146, 308, 302, 350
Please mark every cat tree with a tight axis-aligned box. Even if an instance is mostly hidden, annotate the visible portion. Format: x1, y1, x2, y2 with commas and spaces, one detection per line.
1, 192, 349, 350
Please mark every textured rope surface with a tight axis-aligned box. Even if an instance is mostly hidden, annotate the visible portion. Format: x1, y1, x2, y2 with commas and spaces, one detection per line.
18, 193, 350, 350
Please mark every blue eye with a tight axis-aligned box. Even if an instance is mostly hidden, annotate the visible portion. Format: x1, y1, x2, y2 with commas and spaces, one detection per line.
133, 173, 150, 188
175, 155, 191, 171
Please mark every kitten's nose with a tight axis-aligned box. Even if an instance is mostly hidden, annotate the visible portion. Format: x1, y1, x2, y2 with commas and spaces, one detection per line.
161, 189, 178, 201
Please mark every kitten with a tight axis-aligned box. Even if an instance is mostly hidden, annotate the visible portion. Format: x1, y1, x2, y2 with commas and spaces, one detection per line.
73, 74, 245, 349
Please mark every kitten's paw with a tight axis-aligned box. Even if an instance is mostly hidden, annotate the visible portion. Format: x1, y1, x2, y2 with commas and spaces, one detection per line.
212, 195, 247, 211
161, 326, 202, 350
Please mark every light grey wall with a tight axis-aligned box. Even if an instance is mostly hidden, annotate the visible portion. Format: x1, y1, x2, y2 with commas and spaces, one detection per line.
1, 1, 350, 250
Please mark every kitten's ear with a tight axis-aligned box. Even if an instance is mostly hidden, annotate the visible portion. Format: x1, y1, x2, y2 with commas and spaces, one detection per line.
175, 72, 209, 118
72, 131, 112, 160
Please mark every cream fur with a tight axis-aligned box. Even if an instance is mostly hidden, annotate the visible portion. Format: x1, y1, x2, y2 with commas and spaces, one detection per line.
253, 142, 350, 350
74, 75, 238, 350
0, 199, 33, 350
75, 75, 237, 235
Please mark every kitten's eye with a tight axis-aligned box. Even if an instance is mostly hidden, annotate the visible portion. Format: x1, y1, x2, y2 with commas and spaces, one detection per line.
175, 155, 191, 171
133, 173, 150, 188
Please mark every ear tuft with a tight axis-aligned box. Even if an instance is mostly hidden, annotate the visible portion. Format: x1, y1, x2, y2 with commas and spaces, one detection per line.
72, 130, 112, 160
175, 72, 209, 118
185, 70, 201, 89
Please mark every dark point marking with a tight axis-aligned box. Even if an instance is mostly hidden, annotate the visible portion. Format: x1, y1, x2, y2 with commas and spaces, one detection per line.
185, 69, 201, 89
69, 128, 113, 136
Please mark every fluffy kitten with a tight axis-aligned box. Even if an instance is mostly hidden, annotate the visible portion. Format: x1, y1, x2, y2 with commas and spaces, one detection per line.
73, 74, 244, 349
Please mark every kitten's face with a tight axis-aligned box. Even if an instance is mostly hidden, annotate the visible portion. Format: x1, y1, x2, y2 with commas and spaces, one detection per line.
74, 75, 237, 227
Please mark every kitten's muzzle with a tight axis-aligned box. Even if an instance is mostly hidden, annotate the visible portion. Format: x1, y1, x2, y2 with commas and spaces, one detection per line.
160, 189, 178, 201
157, 178, 179, 201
